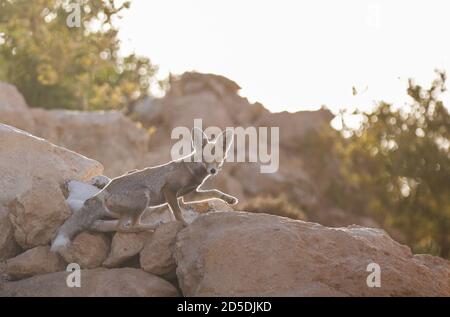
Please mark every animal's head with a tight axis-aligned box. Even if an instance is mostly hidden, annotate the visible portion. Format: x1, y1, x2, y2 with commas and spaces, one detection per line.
191, 127, 233, 176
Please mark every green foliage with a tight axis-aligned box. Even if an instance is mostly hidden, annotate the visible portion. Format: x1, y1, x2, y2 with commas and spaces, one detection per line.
0, 0, 158, 110
302, 71, 450, 258
240, 194, 307, 221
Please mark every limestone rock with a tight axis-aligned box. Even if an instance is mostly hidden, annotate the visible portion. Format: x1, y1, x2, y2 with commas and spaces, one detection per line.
175, 212, 450, 296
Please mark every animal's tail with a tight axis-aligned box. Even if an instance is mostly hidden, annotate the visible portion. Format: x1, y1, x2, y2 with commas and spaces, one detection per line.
50, 195, 106, 253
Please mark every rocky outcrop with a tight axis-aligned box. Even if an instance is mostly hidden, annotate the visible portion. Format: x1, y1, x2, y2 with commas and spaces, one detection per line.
166, 72, 266, 128
174, 212, 450, 296
2, 206, 449, 296
2, 76, 449, 297
0, 268, 179, 297
140, 72, 271, 151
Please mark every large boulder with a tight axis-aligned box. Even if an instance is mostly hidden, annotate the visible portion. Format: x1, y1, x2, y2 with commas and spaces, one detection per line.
0, 124, 103, 249
0, 124, 102, 204
0, 82, 35, 132
31, 109, 150, 177
4, 246, 65, 280
0, 268, 179, 297
175, 212, 450, 296
8, 179, 71, 249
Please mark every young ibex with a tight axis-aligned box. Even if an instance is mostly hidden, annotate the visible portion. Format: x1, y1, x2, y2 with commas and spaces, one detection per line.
51, 128, 237, 252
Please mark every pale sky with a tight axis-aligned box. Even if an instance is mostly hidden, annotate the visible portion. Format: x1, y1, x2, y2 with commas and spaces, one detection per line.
117, 0, 450, 115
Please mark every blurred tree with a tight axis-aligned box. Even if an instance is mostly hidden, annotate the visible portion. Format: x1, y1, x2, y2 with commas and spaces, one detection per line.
302, 71, 450, 258
0, 0, 158, 110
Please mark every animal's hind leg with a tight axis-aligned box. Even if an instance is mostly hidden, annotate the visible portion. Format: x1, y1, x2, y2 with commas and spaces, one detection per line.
117, 212, 159, 233
108, 190, 161, 233
117, 214, 135, 232
51, 196, 105, 252
116, 197, 161, 233
90, 220, 119, 232
102, 209, 121, 219
131, 209, 163, 231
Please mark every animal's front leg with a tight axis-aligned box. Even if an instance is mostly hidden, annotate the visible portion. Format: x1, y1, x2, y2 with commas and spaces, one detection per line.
188, 189, 238, 205
178, 197, 196, 212
163, 186, 188, 226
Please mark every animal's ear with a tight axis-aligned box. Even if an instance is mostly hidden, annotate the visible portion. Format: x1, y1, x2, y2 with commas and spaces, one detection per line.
191, 127, 208, 151
217, 129, 234, 156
